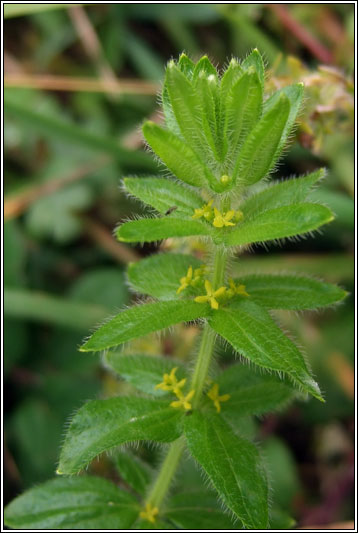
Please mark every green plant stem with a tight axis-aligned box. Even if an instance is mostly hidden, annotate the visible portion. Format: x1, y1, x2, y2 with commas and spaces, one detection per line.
191, 245, 228, 407
143, 245, 228, 515
146, 437, 185, 509
190, 324, 216, 408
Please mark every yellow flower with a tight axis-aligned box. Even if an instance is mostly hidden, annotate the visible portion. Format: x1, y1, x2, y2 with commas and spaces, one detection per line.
177, 265, 207, 293
236, 283, 249, 297
139, 503, 159, 523
155, 367, 186, 395
194, 279, 227, 310
170, 389, 195, 410
226, 278, 237, 299
207, 383, 230, 413
191, 264, 206, 287
226, 278, 249, 298
192, 200, 214, 221
177, 266, 193, 294
213, 207, 235, 228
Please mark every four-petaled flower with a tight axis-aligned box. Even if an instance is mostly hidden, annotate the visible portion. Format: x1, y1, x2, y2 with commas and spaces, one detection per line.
194, 280, 226, 310
155, 367, 187, 396
236, 283, 249, 297
207, 383, 230, 413
192, 200, 214, 221
139, 503, 159, 523
227, 278, 249, 298
170, 389, 195, 410
192, 265, 207, 286
177, 266, 193, 294
213, 207, 235, 228
177, 265, 206, 294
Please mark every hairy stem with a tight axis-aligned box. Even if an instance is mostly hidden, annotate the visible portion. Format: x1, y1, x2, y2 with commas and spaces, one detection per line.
146, 437, 185, 509
143, 244, 228, 514
191, 245, 228, 406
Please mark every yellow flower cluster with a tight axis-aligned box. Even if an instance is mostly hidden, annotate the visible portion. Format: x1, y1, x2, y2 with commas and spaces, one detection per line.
207, 383, 230, 413
194, 278, 249, 310
139, 503, 159, 523
177, 264, 206, 294
155, 367, 195, 411
194, 280, 226, 310
192, 201, 243, 228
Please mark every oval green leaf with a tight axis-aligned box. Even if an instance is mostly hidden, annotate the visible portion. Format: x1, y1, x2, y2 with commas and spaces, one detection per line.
117, 217, 211, 244
184, 412, 269, 529
105, 353, 186, 396
240, 168, 325, 219
127, 253, 203, 300
4, 476, 139, 530
142, 121, 213, 188
216, 363, 296, 417
236, 274, 348, 310
232, 94, 290, 186
58, 397, 183, 474
223, 203, 334, 246
209, 299, 323, 400
124, 177, 203, 217
81, 300, 209, 352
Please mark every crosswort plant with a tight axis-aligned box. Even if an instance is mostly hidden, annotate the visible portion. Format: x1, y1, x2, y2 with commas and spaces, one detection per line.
5, 51, 347, 530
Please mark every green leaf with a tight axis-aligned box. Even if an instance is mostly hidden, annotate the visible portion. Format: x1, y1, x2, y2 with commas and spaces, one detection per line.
81, 300, 209, 352
225, 69, 263, 160
117, 217, 211, 244
115, 450, 152, 496
164, 490, 237, 529
58, 397, 183, 474
220, 58, 243, 104
223, 203, 334, 246
178, 53, 195, 79
192, 55, 218, 81
123, 177, 202, 217
240, 168, 325, 219
164, 63, 207, 157
162, 85, 181, 136
232, 94, 290, 186
127, 253, 203, 300
184, 412, 269, 529
4, 476, 139, 529
216, 363, 296, 417
142, 121, 214, 188
209, 299, 323, 400
195, 73, 221, 161
4, 288, 109, 331
242, 48, 265, 87
264, 83, 304, 161
236, 274, 347, 310
105, 353, 186, 396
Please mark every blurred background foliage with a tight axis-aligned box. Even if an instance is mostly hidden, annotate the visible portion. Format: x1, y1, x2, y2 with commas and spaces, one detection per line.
4, 3, 354, 529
